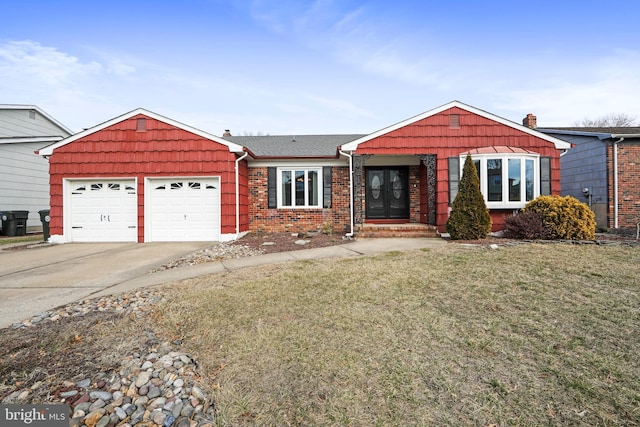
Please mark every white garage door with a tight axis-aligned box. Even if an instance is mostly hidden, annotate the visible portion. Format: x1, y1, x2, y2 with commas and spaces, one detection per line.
70, 180, 137, 242
148, 178, 220, 242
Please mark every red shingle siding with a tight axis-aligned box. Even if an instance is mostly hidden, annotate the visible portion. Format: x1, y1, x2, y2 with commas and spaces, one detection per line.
248, 166, 351, 233
355, 107, 563, 232
48, 114, 248, 241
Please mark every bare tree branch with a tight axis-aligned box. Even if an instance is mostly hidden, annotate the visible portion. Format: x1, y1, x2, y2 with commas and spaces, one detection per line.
573, 113, 638, 127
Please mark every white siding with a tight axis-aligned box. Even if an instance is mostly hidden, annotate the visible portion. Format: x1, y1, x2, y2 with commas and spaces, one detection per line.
0, 109, 69, 138
0, 142, 51, 230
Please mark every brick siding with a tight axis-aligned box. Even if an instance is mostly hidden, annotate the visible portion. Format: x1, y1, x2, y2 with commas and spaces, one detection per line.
248, 166, 351, 234
610, 142, 640, 229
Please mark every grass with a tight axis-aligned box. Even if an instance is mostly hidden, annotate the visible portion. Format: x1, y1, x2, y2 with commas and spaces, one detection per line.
0, 234, 43, 246
154, 244, 640, 426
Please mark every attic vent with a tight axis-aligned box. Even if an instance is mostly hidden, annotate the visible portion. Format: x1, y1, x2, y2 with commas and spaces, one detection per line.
136, 118, 147, 132
449, 114, 460, 129
29, 110, 36, 120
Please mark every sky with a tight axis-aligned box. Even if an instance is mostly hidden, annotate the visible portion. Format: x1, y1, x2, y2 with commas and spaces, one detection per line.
2, 0, 639, 135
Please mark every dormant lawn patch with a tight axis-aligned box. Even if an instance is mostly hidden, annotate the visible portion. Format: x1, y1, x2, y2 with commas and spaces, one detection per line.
156, 244, 640, 426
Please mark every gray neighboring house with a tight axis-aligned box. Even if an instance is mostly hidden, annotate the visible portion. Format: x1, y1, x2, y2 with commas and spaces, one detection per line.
538, 126, 640, 230
0, 105, 73, 232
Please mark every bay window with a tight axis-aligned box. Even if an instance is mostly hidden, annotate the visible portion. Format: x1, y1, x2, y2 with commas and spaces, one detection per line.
451, 154, 544, 209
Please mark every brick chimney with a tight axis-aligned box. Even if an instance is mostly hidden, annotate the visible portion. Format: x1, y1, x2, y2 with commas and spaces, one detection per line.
522, 114, 537, 129
223, 129, 231, 137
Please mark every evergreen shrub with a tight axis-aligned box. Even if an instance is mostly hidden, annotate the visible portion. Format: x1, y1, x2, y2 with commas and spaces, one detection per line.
446, 154, 492, 240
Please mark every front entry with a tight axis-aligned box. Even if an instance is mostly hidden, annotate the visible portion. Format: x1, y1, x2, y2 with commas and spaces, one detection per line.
365, 167, 410, 220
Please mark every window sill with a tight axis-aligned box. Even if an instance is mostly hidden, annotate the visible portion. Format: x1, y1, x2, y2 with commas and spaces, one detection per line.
277, 206, 324, 210
486, 203, 527, 210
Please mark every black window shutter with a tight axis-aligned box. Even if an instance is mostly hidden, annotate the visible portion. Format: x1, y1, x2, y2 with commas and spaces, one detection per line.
267, 167, 277, 208
540, 157, 551, 195
323, 167, 332, 208
448, 157, 460, 204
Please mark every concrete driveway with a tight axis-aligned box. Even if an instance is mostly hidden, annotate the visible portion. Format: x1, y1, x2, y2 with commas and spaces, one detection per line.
0, 242, 211, 328
0, 237, 448, 329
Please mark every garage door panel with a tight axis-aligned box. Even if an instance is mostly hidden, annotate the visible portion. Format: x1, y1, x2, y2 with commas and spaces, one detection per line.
148, 178, 220, 242
70, 180, 137, 242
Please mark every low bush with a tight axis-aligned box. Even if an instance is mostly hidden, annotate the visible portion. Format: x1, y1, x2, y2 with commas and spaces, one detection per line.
504, 211, 547, 239
520, 195, 596, 240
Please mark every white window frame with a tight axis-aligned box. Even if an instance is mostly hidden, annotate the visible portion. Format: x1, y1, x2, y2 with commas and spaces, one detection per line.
276, 166, 323, 209
462, 154, 540, 209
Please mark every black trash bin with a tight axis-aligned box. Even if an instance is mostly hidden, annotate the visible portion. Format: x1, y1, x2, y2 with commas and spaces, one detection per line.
39, 209, 51, 241
1, 211, 30, 236
1, 211, 17, 236
13, 211, 29, 236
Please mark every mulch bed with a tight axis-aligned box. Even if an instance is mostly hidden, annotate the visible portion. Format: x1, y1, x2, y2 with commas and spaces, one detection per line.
230, 231, 349, 254
232, 231, 639, 252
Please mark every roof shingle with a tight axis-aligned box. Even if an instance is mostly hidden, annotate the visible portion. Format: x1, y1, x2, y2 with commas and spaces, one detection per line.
224, 134, 365, 158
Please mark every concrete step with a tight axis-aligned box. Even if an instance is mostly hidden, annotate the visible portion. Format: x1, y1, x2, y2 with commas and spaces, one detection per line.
355, 224, 440, 238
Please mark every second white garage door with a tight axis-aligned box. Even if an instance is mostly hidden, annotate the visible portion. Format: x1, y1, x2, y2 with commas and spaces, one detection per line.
147, 178, 220, 242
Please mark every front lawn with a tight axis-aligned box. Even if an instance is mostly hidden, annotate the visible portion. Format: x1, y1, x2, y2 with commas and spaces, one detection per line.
157, 243, 640, 426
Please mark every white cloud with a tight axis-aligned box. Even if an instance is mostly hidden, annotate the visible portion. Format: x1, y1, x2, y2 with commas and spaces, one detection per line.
306, 94, 378, 119
0, 40, 102, 85
494, 49, 640, 126
107, 61, 136, 76
0, 40, 140, 131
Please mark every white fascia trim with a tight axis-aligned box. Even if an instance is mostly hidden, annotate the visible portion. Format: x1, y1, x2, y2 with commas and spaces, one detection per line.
0, 104, 74, 135
37, 108, 245, 156
248, 158, 348, 168
0, 136, 64, 145
341, 101, 572, 151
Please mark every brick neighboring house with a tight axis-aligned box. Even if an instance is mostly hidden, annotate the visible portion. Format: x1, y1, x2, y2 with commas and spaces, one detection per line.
37, 101, 570, 243
538, 126, 640, 230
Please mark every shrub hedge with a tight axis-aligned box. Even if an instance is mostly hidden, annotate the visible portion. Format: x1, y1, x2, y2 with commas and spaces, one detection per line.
511, 195, 596, 240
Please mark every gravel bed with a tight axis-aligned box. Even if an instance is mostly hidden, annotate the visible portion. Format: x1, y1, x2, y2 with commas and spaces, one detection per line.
151, 243, 264, 271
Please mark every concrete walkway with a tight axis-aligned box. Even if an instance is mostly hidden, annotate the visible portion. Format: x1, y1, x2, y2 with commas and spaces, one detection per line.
0, 238, 447, 328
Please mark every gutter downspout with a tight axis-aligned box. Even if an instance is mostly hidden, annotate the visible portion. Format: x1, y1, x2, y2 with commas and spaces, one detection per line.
339, 150, 354, 237
613, 138, 624, 229
235, 151, 249, 239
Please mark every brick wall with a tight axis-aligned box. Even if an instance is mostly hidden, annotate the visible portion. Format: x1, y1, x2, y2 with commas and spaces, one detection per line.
613, 142, 640, 229
248, 166, 351, 234
408, 165, 421, 222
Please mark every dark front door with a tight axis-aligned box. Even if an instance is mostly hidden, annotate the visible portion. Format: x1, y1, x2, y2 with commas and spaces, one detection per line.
365, 167, 410, 219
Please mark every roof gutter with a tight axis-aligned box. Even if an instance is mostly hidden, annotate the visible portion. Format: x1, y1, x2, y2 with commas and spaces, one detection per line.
612, 133, 640, 138
235, 151, 249, 239
613, 137, 624, 229
339, 149, 354, 237
246, 154, 340, 160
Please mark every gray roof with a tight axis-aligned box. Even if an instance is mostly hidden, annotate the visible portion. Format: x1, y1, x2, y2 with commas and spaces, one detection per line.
539, 127, 640, 136
224, 134, 366, 158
